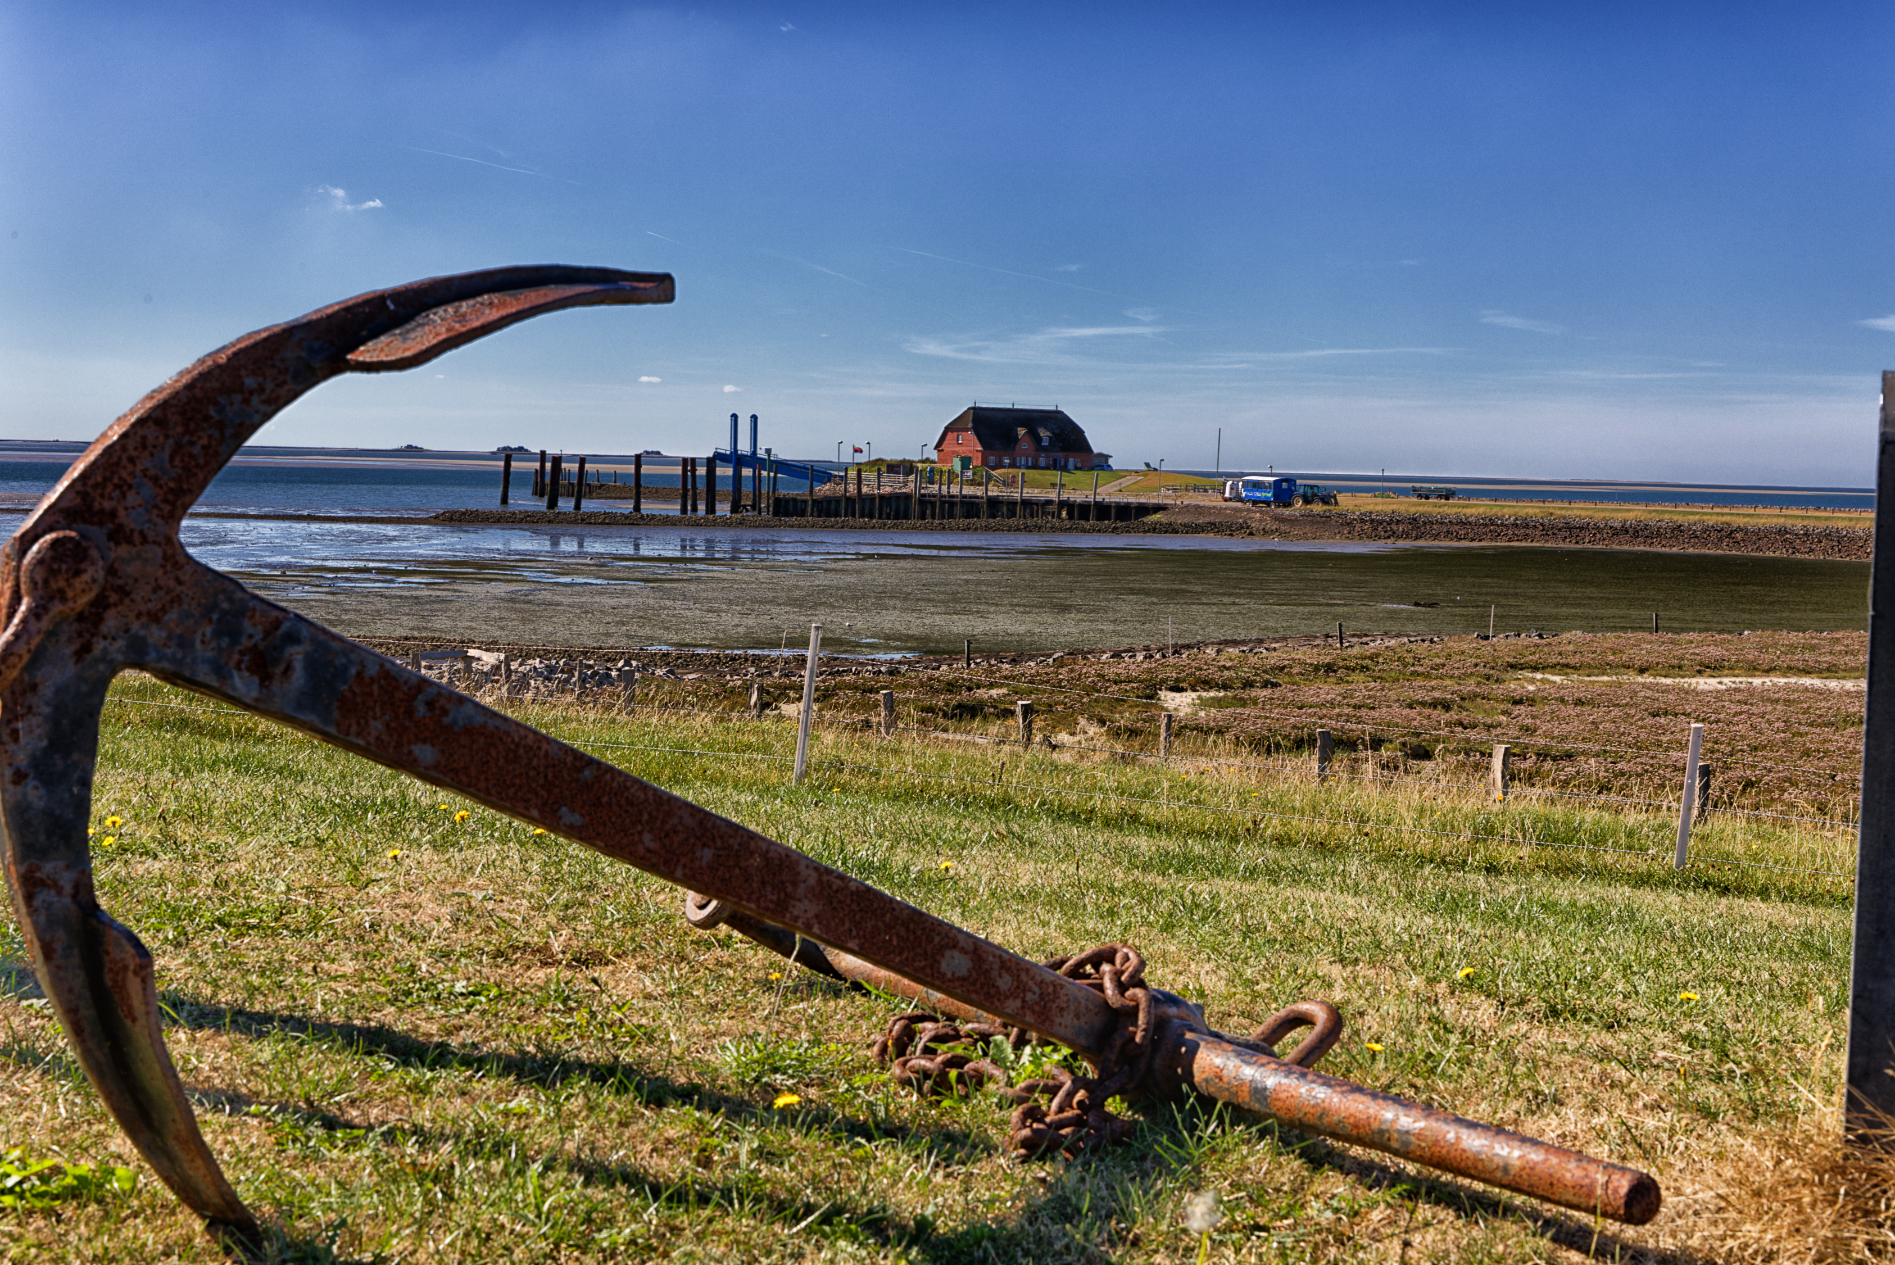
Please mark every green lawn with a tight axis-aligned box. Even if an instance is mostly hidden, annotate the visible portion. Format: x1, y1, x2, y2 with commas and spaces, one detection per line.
0, 673, 1870, 1262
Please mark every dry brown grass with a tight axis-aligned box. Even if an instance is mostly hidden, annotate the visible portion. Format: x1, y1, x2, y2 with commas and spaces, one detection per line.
1666, 1112, 1895, 1263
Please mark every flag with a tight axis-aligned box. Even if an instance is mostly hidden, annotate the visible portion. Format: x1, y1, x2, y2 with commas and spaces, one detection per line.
852, 445, 863, 454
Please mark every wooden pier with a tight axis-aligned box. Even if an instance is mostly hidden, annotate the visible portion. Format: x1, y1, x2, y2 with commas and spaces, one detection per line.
775, 478, 1168, 523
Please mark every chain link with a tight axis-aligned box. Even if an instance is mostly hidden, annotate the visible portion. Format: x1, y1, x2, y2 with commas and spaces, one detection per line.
872, 944, 1154, 1159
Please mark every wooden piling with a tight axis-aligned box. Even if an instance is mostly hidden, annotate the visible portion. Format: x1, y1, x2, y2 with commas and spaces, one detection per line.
500, 452, 512, 505
572, 456, 588, 513
632, 454, 642, 513
535, 450, 547, 499
545, 454, 563, 511
707, 454, 718, 516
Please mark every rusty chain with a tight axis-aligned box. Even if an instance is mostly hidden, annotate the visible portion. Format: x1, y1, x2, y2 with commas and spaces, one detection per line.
873, 944, 1346, 1160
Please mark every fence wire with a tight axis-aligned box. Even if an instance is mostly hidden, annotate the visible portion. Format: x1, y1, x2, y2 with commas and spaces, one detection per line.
102, 692, 1854, 881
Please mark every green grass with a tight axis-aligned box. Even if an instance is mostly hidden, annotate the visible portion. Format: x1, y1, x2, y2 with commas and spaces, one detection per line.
0, 674, 1859, 1261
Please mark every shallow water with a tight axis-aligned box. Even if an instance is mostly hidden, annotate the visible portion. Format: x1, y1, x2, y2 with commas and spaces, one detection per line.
141, 517, 1872, 655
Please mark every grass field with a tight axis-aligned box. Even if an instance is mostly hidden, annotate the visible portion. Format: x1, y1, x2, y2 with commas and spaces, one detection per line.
0, 652, 1880, 1262
1321, 495, 1870, 530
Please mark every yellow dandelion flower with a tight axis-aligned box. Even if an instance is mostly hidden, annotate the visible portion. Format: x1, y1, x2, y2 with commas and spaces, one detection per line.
532, 828, 548, 836
99, 835, 117, 847
87, 827, 95, 835
1458, 967, 1476, 980
1365, 1042, 1384, 1052
437, 804, 449, 812
769, 972, 783, 981
104, 815, 123, 828
387, 848, 403, 859
454, 810, 470, 823
1678, 991, 1699, 1002
939, 860, 953, 871
772, 1092, 801, 1109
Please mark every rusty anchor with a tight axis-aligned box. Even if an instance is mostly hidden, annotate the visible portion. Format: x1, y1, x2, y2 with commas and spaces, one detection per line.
0, 267, 1660, 1240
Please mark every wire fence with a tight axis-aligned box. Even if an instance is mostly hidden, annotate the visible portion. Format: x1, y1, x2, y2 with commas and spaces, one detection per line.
101, 683, 1856, 882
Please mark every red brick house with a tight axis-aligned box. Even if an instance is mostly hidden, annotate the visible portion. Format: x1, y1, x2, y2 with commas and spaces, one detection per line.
932, 406, 1110, 472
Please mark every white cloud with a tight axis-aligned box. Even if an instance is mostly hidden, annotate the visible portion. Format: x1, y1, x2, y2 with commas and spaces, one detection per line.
317, 185, 383, 212
1860, 316, 1895, 332
906, 324, 1167, 365
1124, 308, 1161, 322
638, 375, 662, 383
1480, 310, 1564, 334
723, 384, 742, 393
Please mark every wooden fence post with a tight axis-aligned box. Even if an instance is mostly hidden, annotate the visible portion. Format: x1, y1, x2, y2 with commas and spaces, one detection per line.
1848, 370, 1895, 1134
1336, 621, 1344, 649
1017, 699, 1034, 748
1316, 729, 1333, 782
1674, 722, 1704, 869
1491, 744, 1510, 802
793, 624, 821, 784
749, 683, 763, 719
879, 690, 895, 737
1696, 762, 1712, 816
1160, 712, 1174, 759
964, 639, 972, 668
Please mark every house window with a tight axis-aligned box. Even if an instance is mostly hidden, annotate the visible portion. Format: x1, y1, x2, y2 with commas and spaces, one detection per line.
956, 433, 965, 445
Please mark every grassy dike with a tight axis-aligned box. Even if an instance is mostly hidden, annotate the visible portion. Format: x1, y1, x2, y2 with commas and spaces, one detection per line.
0, 673, 1871, 1262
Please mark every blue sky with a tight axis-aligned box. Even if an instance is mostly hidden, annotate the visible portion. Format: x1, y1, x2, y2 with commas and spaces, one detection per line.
2, 2, 1890, 483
